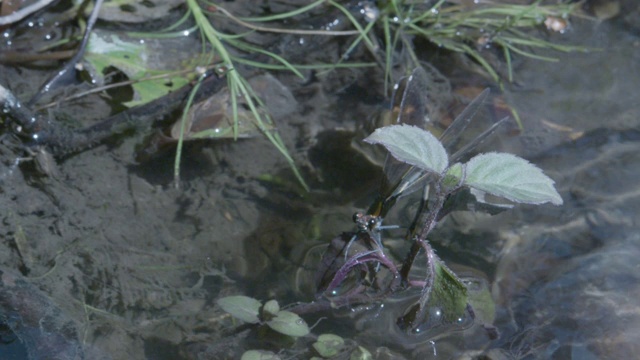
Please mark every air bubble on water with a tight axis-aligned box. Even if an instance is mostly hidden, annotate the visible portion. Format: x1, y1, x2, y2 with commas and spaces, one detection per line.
361, 3, 380, 22
429, 306, 443, 322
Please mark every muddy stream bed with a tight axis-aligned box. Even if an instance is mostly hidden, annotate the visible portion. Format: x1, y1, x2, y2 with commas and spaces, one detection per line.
1, 1, 639, 359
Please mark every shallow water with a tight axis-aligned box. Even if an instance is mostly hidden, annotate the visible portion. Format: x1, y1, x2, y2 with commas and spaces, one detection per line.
0, 2, 639, 359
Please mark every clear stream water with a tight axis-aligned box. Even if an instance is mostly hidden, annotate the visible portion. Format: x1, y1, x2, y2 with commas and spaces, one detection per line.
0, 2, 639, 359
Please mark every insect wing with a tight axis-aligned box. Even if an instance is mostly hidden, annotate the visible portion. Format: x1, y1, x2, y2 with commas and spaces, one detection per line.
376, 68, 432, 216
439, 88, 490, 152
450, 116, 510, 164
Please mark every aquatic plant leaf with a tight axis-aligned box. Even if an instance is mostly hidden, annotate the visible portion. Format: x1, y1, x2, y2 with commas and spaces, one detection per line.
443, 162, 463, 189
240, 350, 282, 360
464, 152, 563, 205
350, 346, 373, 360
364, 124, 449, 174
427, 258, 469, 324
85, 31, 190, 107
399, 257, 470, 334
266, 310, 310, 337
216, 296, 261, 324
312, 334, 345, 358
462, 276, 496, 326
262, 300, 280, 316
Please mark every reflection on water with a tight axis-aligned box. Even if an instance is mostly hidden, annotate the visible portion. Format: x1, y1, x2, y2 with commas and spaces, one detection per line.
297, 14, 640, 360
474, 16, 640, 359
488, 126, 640, 359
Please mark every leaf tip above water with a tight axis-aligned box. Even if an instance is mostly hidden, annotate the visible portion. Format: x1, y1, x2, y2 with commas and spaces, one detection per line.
364, 124, 449, 173
464, 152, 563, 206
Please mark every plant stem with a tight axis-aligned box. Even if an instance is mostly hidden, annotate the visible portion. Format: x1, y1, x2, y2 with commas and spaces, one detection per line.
399, 179, 446, 284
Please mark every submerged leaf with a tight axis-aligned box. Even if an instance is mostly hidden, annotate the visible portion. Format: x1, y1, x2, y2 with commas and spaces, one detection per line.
262, 299, 280, 316
464, 152, 563, 205
216, 295, 262, 324
85, 30, 192, 107
428, 258, 469, 323
364, 124, 449, 174
350, 346, 373, 360
312, 334, 345, 358
266, 310, 310, 337
241, 350, 282, 360
398, 257, 470, 334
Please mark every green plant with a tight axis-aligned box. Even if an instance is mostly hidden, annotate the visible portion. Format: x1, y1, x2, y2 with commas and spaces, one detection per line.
216, 296, 310, 337
349, 1, 587, 85
308, 66, 560, 333
215, 67, 560, 347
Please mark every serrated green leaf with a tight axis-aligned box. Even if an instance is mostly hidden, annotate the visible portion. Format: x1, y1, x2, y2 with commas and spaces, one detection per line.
364, 124, 449, 174
266, 310, 309, 337
216, 296, 262, 324
429, 258, 469, 322
312, 334, 344, 357
464, 152, 563, 205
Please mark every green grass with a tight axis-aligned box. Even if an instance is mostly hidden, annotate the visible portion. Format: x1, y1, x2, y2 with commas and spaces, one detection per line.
108, 0, 590, 186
